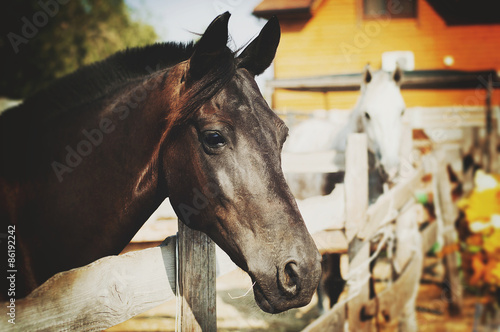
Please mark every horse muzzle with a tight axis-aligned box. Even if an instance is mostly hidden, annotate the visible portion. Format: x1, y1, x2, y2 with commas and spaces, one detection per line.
248, 251, 322, 313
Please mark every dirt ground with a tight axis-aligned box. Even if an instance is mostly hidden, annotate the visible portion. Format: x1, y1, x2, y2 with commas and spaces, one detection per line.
107, 255, 495, 332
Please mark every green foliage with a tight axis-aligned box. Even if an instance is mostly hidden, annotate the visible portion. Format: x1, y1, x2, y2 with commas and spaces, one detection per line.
0, 0, 158, 99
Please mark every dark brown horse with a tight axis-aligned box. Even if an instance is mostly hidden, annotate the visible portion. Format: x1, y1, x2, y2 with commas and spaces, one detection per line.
0, 13, 322, 313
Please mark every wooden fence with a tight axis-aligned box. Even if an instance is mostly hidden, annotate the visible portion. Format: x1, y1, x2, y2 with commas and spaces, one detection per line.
3, 103, 495, 331
0, 135, 440, 332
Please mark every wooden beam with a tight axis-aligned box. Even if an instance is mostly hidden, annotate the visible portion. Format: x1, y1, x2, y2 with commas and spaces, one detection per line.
176, 220, 216, 332
421, 221, 438, 254
281, 150, 340, 173
268, 70, 500, 92
344, 134, 372, 332
362, 244, 422, 323
409, 106, 486, 129
357, 166, 424, 240
434, 155, 463, 316
0, 237, 177, 332
362, 202, 423, 332
344, 134, 368, 242
302, 302, 347, 332
490, 116, 499, 173
0, 233, 245, 332
485, 77, 499, 172
394, 204, 426, 275
485, 72, 493, 173
313, 230, 349, 254
296, 184, 346, 234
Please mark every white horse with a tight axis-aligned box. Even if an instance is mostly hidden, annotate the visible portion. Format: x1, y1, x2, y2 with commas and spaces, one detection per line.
284, 65, 406, 311
283, 65, 405, 201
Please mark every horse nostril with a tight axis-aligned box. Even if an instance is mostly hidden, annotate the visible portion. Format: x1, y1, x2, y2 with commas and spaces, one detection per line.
279, 261, 300, 298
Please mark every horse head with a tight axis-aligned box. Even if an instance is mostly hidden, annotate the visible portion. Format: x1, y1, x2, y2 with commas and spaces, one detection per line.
357, 64, 406, 179
161, 13, 322, 313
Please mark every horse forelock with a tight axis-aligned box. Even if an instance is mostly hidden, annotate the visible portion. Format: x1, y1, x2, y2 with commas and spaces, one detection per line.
163, 47, 237, 137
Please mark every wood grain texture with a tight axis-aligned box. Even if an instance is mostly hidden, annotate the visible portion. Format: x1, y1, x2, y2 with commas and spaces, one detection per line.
344, 133, 372, 332
358, 165, 425, 240
344, 133, 368, 243
176, 220, 216, 332
394, 203, 426, 274
0, 237, 177, 332
281, 150, 340, 173
302, 302, 347, 332
434, 154, 463, 316
362, 241, 422, 326
313, 230, 349, 254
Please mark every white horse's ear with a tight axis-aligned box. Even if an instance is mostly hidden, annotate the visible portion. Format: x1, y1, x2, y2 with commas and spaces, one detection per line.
393, 64, 403, 86
362, 64, 372, 86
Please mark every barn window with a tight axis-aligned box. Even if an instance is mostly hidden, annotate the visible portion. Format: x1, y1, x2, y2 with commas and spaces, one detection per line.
363, 0, 417, 19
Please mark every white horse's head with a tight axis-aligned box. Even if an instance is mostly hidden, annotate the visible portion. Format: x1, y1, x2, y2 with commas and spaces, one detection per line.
356, 65, 405, 179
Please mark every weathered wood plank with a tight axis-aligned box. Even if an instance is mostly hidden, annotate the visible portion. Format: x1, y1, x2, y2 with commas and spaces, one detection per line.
421, 221, 438, 254
296, 184, 345, 234
363, 201, 423, 332
409, 106, 486, 129
489, 117, 499, 173
362, 241, 422, 326
0, 237, 177, 332
344, 134, 368, 243
281, 150, 340, 173
344, 133, 371, 332
0, 233, 243, 332
434, 155, 463, 316
394, 204, 426, 275
357, 165, 425, 240
313, 229, 348, 254
400, 116, 414, 171
176, 220, 217, 332
302, 302, 347, 332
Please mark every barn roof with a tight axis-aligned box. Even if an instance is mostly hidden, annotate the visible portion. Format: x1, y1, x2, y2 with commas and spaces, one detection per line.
267, 69, 500, 92
253, 0, 324, 19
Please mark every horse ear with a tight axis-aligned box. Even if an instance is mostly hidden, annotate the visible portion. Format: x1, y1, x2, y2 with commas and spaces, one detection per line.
362, 64, 372, 85
188, 12, 230, 80
392, 64, 403, 86
237, 16, 280, 76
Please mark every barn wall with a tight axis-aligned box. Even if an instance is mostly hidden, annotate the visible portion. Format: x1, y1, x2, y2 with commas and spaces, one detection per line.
272, 0, 500, 111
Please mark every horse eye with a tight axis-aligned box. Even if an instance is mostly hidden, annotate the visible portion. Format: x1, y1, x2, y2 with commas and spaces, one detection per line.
401, 109, 405, 116
202, 131, 226, 148
364, 112, 371, 120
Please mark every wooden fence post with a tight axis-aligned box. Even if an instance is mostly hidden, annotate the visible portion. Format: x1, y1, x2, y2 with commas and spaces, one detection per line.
177, 220, 217, 331
345, 133, 371, 332
434, 155, 463, 316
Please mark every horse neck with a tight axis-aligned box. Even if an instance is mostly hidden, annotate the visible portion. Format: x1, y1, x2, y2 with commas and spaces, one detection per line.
95, 76, 173, 231
47, 73, 172, 257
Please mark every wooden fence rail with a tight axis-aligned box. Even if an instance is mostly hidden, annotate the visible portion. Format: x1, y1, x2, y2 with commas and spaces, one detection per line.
301, 132, 432, 332
0, 238, 177, 331
0, 132, 448, 331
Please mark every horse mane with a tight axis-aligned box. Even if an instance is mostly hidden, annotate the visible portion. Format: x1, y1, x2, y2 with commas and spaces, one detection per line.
1, 39, 240, 130
1, 42, 198, 123
0, 40, 236, 176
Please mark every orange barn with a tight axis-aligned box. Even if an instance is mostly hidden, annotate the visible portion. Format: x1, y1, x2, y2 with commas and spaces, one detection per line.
253, 0, 500, 111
